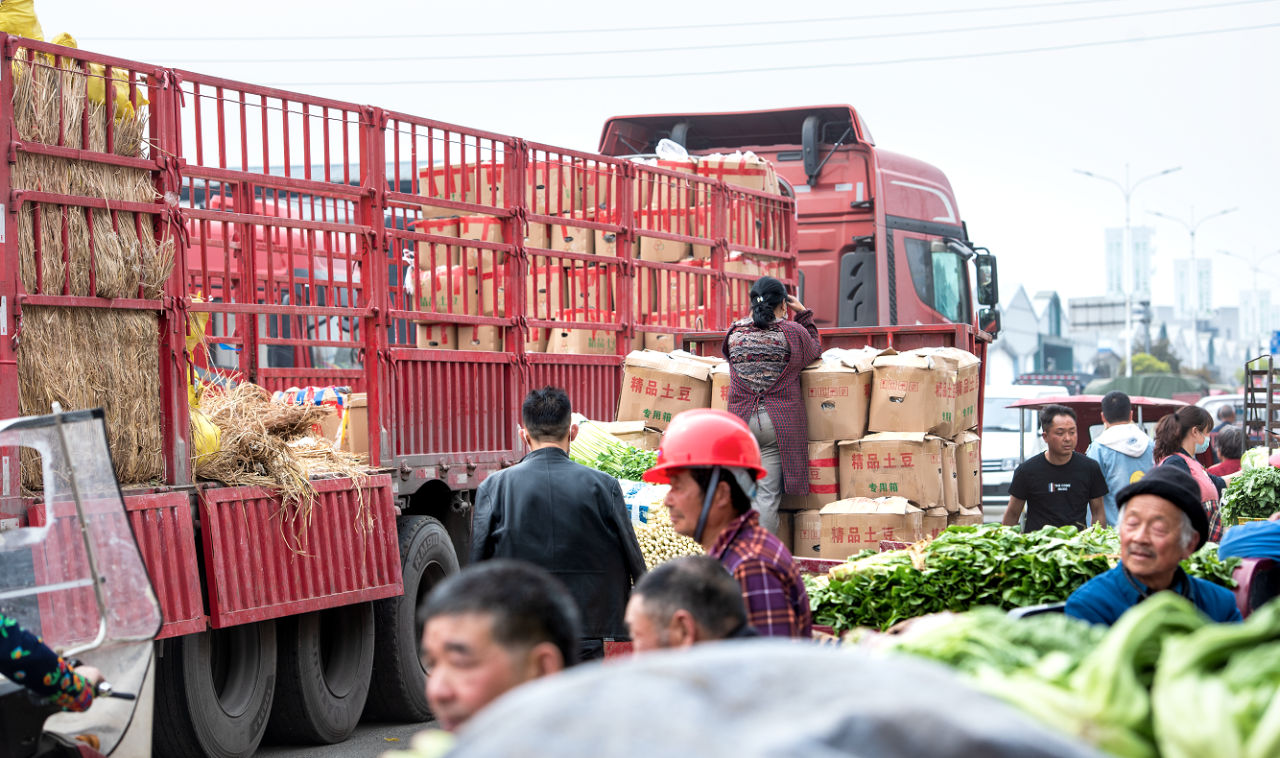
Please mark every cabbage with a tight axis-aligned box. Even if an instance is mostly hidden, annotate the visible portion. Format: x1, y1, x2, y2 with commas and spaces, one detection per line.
1242, 447, 1271, 472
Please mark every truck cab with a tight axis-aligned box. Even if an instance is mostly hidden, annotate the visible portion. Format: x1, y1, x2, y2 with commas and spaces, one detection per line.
598, 105, 1000, 332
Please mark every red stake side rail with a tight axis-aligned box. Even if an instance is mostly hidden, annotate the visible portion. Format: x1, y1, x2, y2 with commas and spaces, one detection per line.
0, 37, 797, 503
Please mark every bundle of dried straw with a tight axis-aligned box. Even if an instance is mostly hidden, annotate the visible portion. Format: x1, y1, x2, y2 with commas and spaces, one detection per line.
195, 384, 371, 553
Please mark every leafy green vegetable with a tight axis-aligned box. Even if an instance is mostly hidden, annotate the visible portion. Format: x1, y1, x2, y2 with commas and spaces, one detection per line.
1152, 597, 1280, 758
812, 525, 1240, 633
1222, 466, 1280, 523
589, 445, 658, 481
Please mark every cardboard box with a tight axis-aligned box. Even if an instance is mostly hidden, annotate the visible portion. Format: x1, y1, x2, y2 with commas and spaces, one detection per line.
419, 162, 503, 218
869, 347, 981, 438
524, 327, 550, 354
922, 507, 949, 541
345, 393, 368, 458
458, 325, 503, 352
838, 433, 945, 509
724, 251, 764, 277
415, 322, 458, 350
782, 441, 839, 511
710, 362, 731, 412
695, 153, 778, 194
793, 510, 823, 558
644, 332, 676, 353
954, 431, 982, 510
547, 309, 618, 355
594, 421, 662, 451
639, 235, 691, 263
479, 265, 564, 320
550, 213, 596, 255
941, 440, 959, 514
776, 511, 794, 549
456, 215, 506, 268
800, 348, 883, 442
418, 265, 480, 317
948, 505, 984, 527
639, 159, 698, 209
525, 223, 550, 250
565, 263, 613, 312
819, 497, 922, 561
924, 347, 982, 435
617, 350, 713, 430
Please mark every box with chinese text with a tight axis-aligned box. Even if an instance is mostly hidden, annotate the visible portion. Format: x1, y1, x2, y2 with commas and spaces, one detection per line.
941, 439, 959, 513
710, 362, 730, 411
782, 440, 839, 511
838, 433, 945, 509
801, 347, 887, 441
819, 497, 922, 561
868, 347, 980, 437
954, 431, 982, 509
793, 510, 822, 558
616, 350, 713, 430
923, 507, 949, 541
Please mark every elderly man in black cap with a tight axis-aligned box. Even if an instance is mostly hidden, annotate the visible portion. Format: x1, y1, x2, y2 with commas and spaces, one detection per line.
1065, 465, 1242, 626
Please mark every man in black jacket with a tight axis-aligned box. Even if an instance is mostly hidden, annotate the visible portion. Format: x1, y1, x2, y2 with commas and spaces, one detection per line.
470, 386, 647, 661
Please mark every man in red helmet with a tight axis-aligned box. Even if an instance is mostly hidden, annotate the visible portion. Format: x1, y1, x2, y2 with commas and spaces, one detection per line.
644, 409, 812, 638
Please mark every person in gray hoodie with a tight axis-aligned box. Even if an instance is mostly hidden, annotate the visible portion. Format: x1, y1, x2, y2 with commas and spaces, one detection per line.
1087, 391, 1155, 525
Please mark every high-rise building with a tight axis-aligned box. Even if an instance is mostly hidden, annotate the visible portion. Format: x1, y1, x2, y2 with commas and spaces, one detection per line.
1241, 289, 1273, 349
1173, 258, 1213, 319
1104, 226, 1155, 298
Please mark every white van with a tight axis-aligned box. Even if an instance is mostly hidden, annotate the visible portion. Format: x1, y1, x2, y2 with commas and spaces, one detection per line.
981, 384, 1070, 519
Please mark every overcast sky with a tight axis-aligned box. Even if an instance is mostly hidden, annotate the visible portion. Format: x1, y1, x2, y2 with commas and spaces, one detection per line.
47, 0, 1280, 316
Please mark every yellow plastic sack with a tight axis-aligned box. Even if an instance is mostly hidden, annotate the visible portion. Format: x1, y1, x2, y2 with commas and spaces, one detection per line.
0, 0, 44, 41
49, 31, 148, 119
185, 299, 220, 466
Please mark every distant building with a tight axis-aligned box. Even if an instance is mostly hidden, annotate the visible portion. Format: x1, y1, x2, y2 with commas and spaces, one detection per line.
1105, 226, 1155, 299
988, 286, 1074, 384
1173, 258, 1213, 319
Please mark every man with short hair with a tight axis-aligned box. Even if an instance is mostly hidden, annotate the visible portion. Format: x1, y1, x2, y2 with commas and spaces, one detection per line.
625, 556, 758, 652
470, 387, 646, 661
1213, 405, 1237, 434
383, 561, 580, 757
1087, 391, 1155, 526
644, 409, 811, 638
1002, 404, 1109, 531
1065, 466, 1241, 625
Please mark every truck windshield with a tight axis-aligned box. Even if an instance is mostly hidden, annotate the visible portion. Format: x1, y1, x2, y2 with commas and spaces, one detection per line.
905, 238, 971, 324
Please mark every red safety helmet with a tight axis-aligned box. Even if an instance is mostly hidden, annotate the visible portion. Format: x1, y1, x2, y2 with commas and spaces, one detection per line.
643, 409, 766, 484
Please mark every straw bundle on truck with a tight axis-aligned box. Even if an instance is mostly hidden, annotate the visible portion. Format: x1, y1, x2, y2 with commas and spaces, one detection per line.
12, 39, 175, 489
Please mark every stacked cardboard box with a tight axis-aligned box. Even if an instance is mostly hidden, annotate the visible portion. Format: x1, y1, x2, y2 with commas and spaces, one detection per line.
819, 497, 922, 561
616, 350, 717, 430
785, 346, 983, 556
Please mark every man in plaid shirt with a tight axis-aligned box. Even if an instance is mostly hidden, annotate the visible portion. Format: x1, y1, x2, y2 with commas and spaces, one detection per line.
643, 409, 812, 638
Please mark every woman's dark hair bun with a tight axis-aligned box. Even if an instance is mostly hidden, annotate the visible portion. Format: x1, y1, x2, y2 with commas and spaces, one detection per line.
749, 277, 787, 329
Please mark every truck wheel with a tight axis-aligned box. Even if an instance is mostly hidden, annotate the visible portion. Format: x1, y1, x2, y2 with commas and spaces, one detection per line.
153, 620, 277, 758
363, 515, 459, 722
265, 602, 375, 744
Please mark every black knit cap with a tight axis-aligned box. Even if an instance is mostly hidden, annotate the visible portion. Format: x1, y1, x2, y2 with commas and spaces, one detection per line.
1115, 464, 1209, 550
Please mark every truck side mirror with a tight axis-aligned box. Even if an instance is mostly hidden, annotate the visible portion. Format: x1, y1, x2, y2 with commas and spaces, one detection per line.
979, 307, 1001, 336
801, 115, 821, 185
975, 253, 999, 306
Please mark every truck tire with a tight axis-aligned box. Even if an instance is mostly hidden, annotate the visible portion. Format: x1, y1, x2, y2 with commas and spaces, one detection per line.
265, 602, 375, 744
153, 620, 277, 758
363, 515, 459, 722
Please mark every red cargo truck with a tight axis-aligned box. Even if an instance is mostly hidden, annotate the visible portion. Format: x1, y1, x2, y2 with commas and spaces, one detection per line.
598, 106, 1002, 334
0, 36, 990, 757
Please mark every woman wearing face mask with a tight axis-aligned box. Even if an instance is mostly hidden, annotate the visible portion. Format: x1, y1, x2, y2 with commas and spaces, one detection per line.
1153, 406, 1223, 542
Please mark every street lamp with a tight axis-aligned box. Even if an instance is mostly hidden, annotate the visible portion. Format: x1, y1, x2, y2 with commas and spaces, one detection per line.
1146, 206, 1239, 371
1074, 165, 1181, 377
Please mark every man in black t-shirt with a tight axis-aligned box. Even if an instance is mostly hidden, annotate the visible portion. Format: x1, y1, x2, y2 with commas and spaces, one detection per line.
1002, 404, 1109, 532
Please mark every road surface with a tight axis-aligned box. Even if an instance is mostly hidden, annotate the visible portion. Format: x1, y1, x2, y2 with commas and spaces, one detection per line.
257, 722, 440, 758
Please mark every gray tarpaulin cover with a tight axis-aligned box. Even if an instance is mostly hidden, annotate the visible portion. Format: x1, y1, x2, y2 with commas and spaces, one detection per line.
448, 640, 1104, 758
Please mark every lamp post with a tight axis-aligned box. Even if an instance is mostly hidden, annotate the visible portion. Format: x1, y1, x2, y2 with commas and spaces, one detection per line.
1217, 248, 1280, 358
1074, 165, 1180, 377
1146, 206, 1239, 371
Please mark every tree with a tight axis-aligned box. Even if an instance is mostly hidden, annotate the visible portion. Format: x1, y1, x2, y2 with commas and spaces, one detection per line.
1130, 353, 1171, 374
1134, 335, 1182, 374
